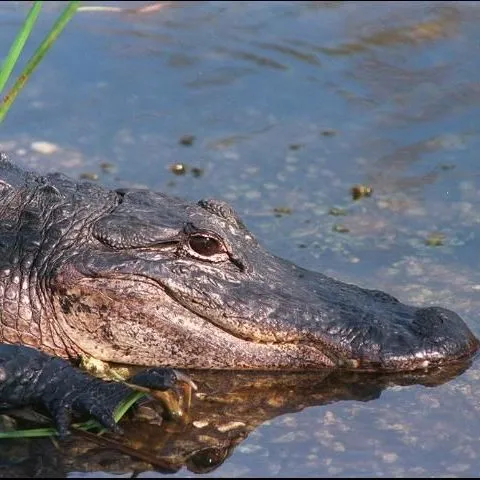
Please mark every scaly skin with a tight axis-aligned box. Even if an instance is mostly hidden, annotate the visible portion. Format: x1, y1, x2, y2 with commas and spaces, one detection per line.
0, 155, 477, 433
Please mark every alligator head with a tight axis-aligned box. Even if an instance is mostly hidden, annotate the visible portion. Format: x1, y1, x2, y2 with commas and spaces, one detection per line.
42, 183, 478, 372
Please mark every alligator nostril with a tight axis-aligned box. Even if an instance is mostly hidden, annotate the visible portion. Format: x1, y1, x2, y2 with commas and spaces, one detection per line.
412, 306, 479, 358
411, 307, 466, 348
413, 306, 455, 333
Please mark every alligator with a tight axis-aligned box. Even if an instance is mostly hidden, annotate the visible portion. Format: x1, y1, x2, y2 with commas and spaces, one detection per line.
0, 156, 477, 435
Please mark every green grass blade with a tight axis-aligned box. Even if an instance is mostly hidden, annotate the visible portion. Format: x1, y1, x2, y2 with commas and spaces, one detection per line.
113, 391, 146, 424
0, 1, 80, 123
0, 426, 57, 439
0, 1, 43, 94
74, 390, 146, 434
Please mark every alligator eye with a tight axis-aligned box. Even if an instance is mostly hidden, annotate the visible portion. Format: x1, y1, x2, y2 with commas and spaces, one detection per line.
188, 234, 225, 257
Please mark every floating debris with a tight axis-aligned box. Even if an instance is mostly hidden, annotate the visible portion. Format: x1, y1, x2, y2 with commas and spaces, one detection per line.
273, 206, 292, 217
351, 184, 373, 200
328, 207, 348, 216
168, 163, 204, 178
77, 2, 170, 14
30, 141, 59, 155
425, 232, 445, 246
191, 167, 204, 178
332, 224, 350, 233
169, 163, 187, 175
289, 143, 303, 151
99, 161, 116, 173
179, 134, 196, 146
79, 172, 99, 181
438, 163, 456, 171
320, 129, 337, 137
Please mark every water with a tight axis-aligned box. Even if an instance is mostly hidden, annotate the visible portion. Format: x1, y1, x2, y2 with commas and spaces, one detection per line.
1, 1, 480, 477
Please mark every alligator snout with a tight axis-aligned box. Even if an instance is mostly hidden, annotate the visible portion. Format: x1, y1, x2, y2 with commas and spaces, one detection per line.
205, 256, 480, 372
391, 306, 479, 369
328, 305, 480, 371
274, 263, 480, 371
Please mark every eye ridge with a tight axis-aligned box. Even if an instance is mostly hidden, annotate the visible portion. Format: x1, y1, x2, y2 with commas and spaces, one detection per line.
188, 234, 225, 257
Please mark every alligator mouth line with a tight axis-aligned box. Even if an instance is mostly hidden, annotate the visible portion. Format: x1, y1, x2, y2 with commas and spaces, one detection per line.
84, 272, 342, 368
159, 281, 357, 368
77, 273, 478, 372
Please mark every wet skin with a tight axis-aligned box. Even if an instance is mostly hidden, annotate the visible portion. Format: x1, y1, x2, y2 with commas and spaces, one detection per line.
0, 157, 477, 432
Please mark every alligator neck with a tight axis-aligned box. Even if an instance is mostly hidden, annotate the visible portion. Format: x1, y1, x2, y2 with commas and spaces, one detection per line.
0, 170, 117, 359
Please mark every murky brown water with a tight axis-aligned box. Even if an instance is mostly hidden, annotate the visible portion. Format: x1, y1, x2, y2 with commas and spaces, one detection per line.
1, 1, 480, 477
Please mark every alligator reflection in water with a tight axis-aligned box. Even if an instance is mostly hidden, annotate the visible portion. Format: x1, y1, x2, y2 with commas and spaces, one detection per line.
0, 362, 472, 477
